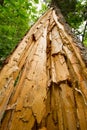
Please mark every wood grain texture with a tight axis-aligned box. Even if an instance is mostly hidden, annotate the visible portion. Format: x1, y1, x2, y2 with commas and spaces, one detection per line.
0, 8, 87, 130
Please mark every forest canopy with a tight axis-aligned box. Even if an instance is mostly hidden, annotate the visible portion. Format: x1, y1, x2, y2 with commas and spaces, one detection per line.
0, 0, 87, 66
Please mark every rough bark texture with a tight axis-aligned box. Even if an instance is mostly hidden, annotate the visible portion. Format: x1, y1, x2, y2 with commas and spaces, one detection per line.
0, 8, 87, 130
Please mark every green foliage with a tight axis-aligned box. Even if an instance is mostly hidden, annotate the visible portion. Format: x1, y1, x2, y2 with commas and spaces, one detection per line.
66, 0, 87, 45
67, 0, 87, 45
84, 30, 87, 46
67, 0, 86, 28
28, 0, 48, 25
0, 0, 29, 65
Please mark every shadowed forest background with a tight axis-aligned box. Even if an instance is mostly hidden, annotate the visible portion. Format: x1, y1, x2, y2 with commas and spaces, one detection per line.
0, 0, 87, 66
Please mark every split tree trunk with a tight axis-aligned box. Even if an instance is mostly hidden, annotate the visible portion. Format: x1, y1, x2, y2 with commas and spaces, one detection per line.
0, 8, 87, 130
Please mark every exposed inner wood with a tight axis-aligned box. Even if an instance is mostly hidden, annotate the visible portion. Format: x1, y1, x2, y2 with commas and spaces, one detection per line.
0, 8, 87, 130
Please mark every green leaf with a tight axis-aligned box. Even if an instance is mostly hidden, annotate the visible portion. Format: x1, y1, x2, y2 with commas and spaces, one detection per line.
34, 0, 39, 4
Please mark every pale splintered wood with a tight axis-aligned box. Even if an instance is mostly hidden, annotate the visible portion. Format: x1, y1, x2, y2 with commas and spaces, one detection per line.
51, 26, 63, 55
0, 79, 14, 122
75, 89, 87, 130
53, 10, 86, 68
60, 84, 77, 130
0, 8, 87, 130
7, 27, 48, 130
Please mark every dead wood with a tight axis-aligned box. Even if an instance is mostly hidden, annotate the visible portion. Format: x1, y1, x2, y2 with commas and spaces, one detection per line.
0, 8, 87, 130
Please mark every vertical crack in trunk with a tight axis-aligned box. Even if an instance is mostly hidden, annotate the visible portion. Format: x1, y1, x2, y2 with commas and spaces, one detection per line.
0, 8, 87, 130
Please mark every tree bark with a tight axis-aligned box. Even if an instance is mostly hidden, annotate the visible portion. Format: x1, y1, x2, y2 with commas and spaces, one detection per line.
0, 8, 87, 130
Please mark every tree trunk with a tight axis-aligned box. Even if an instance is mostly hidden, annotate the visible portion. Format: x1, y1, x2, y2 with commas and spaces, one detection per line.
0, 8, 87, 130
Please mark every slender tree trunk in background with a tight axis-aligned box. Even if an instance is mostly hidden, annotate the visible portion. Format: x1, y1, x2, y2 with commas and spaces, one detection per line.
0, 8, 87, 130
